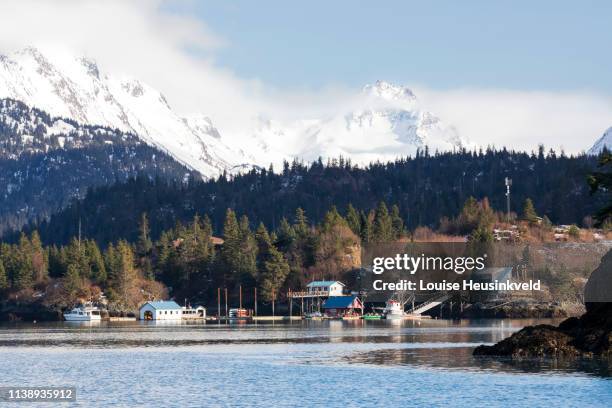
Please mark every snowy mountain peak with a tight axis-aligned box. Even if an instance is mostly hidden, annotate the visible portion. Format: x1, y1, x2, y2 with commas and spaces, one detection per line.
588, 127, 612, 155
0, 47, 251, 176
363, 80, 416, 103
0, 47, 467, 177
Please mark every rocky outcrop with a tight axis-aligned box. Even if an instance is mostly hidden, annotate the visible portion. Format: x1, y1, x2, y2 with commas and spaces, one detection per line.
473, 304, 611, 357
584, 248, 612, 304
474, 250, 612, 358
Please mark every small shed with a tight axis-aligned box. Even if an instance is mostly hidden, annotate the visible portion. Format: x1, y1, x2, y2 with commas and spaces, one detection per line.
322, 296, 363, 317
139, 301, 183, 320
306, 281, 345, 296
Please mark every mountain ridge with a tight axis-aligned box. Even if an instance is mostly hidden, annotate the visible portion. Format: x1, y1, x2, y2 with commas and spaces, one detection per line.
0, 47, 466, 176
588, 127, 612, 155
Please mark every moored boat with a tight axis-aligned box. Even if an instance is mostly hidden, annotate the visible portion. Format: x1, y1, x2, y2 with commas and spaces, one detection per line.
383, 299, 406, 320
63, 303, 102, 321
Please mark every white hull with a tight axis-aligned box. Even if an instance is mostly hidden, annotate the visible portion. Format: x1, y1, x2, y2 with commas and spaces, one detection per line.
63, 304, 102, 321
63, 314, 101, 321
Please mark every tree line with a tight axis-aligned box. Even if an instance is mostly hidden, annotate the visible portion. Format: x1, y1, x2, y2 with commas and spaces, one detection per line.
0, 201, 413, 309
16, 147, 606, 247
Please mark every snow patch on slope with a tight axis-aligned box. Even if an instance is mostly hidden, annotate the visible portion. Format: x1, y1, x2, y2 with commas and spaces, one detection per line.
588, 127, 612, 155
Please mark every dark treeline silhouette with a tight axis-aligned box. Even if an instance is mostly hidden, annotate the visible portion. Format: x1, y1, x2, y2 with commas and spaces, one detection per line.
18, 147, 604, 247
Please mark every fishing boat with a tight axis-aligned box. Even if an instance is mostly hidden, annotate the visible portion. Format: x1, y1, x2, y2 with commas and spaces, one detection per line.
63, 303, 102, 321
383, 299, 406, 320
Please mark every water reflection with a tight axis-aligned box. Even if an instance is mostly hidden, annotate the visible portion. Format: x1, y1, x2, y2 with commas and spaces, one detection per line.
0, 318, 609, 378
344, 346, 612, 377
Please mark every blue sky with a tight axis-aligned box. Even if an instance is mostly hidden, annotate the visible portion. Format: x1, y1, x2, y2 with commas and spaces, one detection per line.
1, 0, 611, 152
171, 0, 612, 92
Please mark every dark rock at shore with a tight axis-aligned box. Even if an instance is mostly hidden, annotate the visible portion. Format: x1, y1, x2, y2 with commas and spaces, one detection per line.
474, 249, 612, 358
460, 301, 575, 319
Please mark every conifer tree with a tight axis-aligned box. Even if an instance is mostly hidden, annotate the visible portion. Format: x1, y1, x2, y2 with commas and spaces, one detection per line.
372, 202, 393, 242
30, 231, 48, 283
390, 205, 404, 239
237, 215, 257, 280
14, 233, 33, 290
587, 151, 611, 227
0, 259, 7, 290
346, 204, 361, 236
359, 210, 372, 243
523, 198, 539, 224
85, 240, 107, 284
63, 263, 83, 298
221, 208, 242, 283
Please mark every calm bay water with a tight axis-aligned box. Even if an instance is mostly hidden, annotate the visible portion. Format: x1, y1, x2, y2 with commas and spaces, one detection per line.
0, 319, 610, 407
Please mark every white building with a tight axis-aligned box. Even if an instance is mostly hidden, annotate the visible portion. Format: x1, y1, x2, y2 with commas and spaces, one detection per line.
139, 301, 183, 321
306, 281, 345, 297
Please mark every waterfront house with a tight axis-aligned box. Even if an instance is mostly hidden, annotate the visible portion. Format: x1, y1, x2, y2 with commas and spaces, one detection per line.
322, 296, 363, 317
306, 281, 345, 297
139, 301, 183, 320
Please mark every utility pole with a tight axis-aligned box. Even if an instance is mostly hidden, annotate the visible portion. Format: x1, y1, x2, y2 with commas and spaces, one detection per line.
217, 288, 221, 321
505, 177, 512, 222
254, 287, 258, 317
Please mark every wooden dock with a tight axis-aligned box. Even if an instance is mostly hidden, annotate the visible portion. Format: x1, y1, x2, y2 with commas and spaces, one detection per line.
252, 316, 303, 321
107, 317, 137, 322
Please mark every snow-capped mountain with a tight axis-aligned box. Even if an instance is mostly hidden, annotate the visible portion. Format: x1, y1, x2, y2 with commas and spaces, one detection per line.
0, 98, 193, 235
0, 47, 465, 177
229, 80, 464, 167
0, 47, 249, 176
588, 127, 612, 155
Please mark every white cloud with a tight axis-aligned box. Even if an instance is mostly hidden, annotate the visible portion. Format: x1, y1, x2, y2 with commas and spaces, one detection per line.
0, 0, 610, 154
414, 87, 612, 154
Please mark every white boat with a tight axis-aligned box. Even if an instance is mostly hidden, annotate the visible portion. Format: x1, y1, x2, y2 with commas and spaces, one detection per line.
63, 304, 102, 321
383, 299, 406, 320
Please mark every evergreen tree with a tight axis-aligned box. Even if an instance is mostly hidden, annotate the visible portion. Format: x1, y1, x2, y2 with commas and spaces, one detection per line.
346, 204, 361, 236
372, 202, 393, 242
237, 215, 257, 280
30, 231, 48, 283
587, 151, 612, 227
359, 210, 372, 243
63, 263, 82, 298
112, 240, 136, 302
293, 207, 309, 237
275, 217, 296, 252
220, 208, 242, 284
137, 213, 153, 279
0, 259, 7, 290
321, 206, 347, 232
259, 245, 290, 302
85, 240, 106, 284
14, 233, 33, 290
390, 205, 404, 239
523, 198, 539, 224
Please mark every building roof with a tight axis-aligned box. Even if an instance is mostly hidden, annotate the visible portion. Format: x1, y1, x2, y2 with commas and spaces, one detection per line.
322, 296, 361, 309
307, 281, 345, 287
141, 301, 182, 310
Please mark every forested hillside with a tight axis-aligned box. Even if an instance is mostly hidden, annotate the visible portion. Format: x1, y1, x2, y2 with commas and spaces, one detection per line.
19, 147, 605, 246
0, 98, 194, 234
